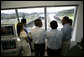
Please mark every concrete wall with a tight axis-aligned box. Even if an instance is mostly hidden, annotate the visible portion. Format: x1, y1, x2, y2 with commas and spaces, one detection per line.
1, 1, 83, 42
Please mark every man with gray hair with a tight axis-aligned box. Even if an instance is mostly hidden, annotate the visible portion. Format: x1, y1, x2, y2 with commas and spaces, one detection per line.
30, 19, 45, 56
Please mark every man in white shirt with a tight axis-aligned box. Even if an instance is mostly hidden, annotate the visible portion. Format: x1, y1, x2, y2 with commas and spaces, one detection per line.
61, 16, 73, 56
31, 19, 45, 56
45, 20, 63, 56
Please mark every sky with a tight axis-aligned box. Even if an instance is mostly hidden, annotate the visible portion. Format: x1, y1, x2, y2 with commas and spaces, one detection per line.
1, 6, 76, 14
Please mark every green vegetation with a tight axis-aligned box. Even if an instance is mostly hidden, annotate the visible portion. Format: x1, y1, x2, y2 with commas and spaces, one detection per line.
26, 18, 31, 22
58, 9, 74, 21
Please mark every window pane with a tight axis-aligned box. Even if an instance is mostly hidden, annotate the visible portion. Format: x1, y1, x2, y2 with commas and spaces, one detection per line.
47, 6, 76, 31
18, 8, 45, 31
1, 9, 18, 29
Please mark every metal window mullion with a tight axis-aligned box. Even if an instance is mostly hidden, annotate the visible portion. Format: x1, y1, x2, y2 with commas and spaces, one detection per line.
15, 9, 20, 22
44, 7, 47, 31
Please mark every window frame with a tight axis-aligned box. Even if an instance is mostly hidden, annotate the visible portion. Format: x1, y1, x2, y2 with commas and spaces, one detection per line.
1, 5, 78, 31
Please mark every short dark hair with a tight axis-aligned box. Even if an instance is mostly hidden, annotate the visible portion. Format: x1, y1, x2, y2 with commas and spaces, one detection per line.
21, 19, 26, 24
50, 20, 58, 29
34, 19, 42, 27
69, 19, 73, 25
63, 16, 69, 23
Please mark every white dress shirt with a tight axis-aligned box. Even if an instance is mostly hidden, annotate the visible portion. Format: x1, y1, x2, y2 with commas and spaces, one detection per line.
31, 27, 45, 44
45, 29, 63, 49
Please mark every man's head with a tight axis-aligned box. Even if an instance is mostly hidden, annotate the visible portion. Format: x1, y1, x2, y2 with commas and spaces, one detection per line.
50, 20, 58, 29
62, 16, 69, 25
69, 19, 73, 26
34, 18, 42, 27
21, 19, 26, 26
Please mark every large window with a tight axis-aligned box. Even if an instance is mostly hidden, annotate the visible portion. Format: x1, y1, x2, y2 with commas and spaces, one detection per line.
1, 6, 77, 32
17, 8, 45, 29
46, 6, 76, 31
1, 9, 18, 29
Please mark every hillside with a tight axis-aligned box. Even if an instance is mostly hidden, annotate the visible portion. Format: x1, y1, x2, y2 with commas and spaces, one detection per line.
58, 9, 74, 16
1, 9, 74, 20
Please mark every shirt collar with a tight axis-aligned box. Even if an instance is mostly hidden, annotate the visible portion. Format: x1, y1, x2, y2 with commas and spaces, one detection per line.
64, 23, 70, 26
35, 26, 40, 29
51, 29, 57, 32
